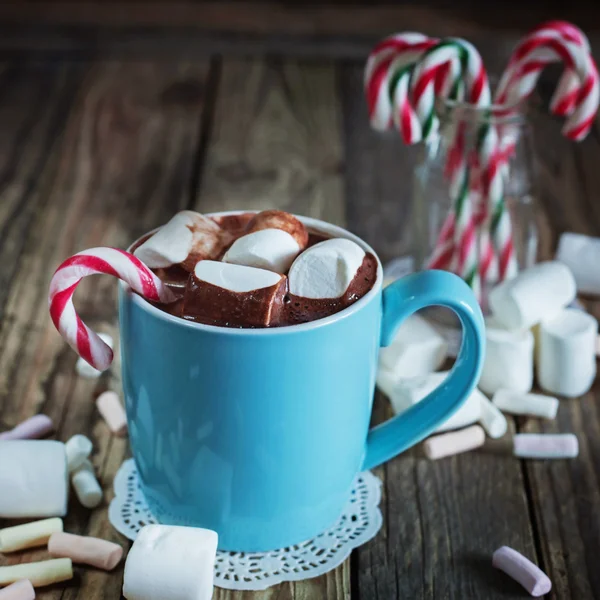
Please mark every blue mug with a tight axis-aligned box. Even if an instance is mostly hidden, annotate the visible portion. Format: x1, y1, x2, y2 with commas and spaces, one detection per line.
119, 213, 485, 551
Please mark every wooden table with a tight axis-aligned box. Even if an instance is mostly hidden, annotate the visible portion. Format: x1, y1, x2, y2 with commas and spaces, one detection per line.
1, 27, 600, 600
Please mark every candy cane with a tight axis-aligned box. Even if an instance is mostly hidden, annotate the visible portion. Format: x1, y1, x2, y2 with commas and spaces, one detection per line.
49, 248, 175, 371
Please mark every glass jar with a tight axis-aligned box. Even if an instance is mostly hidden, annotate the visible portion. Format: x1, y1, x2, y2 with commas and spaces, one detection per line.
412, 101, 538, 314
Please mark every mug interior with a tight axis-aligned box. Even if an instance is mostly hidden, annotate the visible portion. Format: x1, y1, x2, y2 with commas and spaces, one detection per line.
122, 211, 384, 335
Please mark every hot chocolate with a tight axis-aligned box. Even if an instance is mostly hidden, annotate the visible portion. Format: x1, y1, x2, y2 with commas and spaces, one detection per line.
132, 210, 378, 328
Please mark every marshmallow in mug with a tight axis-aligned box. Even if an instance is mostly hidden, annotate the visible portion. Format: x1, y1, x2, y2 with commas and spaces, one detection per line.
123, 524, 218, 600
183, 260, 287, 327
489, 261, 576, 330
0, 441, 68, 518
288, 238, 366, 299
556, 232, 600, 296
537, 308, 598, 397
378, 314, 447, 380
478, 317, 534, 396
134, 211, 230, 271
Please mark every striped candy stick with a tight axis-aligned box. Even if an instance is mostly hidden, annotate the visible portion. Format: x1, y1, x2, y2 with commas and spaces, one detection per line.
49, 248, 175, 371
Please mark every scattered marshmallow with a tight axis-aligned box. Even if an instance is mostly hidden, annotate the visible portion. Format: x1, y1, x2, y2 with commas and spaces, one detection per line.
71, 460, 103, 509
423, 425, 486, 460
596, 334, 600, 357
0, 441, 68, 518
492, 546, 551, 597
378, 314, 447, 379
0, 414, 54, 441
0, 518, 63, 553
513, 433, 578, 459
489, 261, 576, 330
556, 232, 600, 296
134, 211, 227, 270
478, 318, 534, 395
537, 308, 598, 397
223, 229, 301, 273
76, 333, 113, 378
245, 210, 308, 249
492, 390, 559, 420
288, 238, 366, 299
0, 580, 35, 600
48, 532, 123, 571
380, 371, 483, 433
479, 396, 508, 439
0, 559, 72, 588
185, 261, 286, 327
96, 391, 128, 436
123, 524, 218, 600
65, 434, 93, 473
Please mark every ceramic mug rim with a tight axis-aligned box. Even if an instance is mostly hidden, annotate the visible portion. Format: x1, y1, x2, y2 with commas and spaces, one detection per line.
121, 210, 384, 336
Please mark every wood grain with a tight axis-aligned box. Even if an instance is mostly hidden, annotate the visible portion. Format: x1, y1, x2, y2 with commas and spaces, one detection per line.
193, 56, 350, 600
0, 60, 212, 600
341, 61, 540, 600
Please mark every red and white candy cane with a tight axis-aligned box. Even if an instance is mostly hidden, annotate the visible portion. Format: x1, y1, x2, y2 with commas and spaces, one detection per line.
49, 247, 175, 371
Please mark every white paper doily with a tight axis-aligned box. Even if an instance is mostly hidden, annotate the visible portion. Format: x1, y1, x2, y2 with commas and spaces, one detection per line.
109, 458, 382, 591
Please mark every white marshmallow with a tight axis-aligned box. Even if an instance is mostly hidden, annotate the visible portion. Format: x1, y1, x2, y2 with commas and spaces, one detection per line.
537, 308, 598, 397
478, 317, 534, 395
288, 238, 366, 299
556, 232, 600, 295
479, 396, 508, 439
72, 460, 103, 509
76, 333, 113, 378
383, 371, 483, 433
492, 390, 559, 420
0, 441, 68, 518
513, 433, 578, 459
378, 314, 447, 379
194, 260, 282, 292
489, 261, 576, 330
65, 434, 93, 473
123, 524, 218, 600
223, 229, 301, 274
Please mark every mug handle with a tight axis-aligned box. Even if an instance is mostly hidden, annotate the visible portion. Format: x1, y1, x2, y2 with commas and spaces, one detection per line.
361, 270, 485, 471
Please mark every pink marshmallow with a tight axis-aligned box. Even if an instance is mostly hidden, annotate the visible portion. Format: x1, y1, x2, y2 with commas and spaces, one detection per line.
0, 415, 54, 441
96, 392, 127, 436
48, 532, 123, 571
423, 425, 485, 460
492, 546, 551, 596
0, 580, 35, 600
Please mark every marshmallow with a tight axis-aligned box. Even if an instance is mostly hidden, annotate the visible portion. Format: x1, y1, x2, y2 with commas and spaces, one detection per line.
556, 232, 600, 296
0, 414, 54, 441
378, 313, 447, 379
0, 580, 35, 600
0, 559, 72, 588
478, 317, 534, 395
123, 524, 218, 600
48, 532, 123, 571
479, 396, 508, 439
65, 434, 93, 473
96, 391, 128, 436
0, 518, 63, 553
245, 210, 308, 249
493, 546, 551, 596
423, 425, 486, 460
288, 238, 366, 299
223, 229, 301, 274
76, 333, 113, 378
0, 441, 68, 518
537, 308, 598, 397
489, 261, 576, 330
513, 433, 578, 459
492, 390, 559, 420
72, 460, 103, 509
134, 211, 227, 270
381, 371, 483, 433
184, 261, 286, 327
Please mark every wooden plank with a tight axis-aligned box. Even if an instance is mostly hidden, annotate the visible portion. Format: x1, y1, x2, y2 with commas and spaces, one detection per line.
0, 59, 212, 600
192, 57, 350, 600
340, 61, 539, 599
